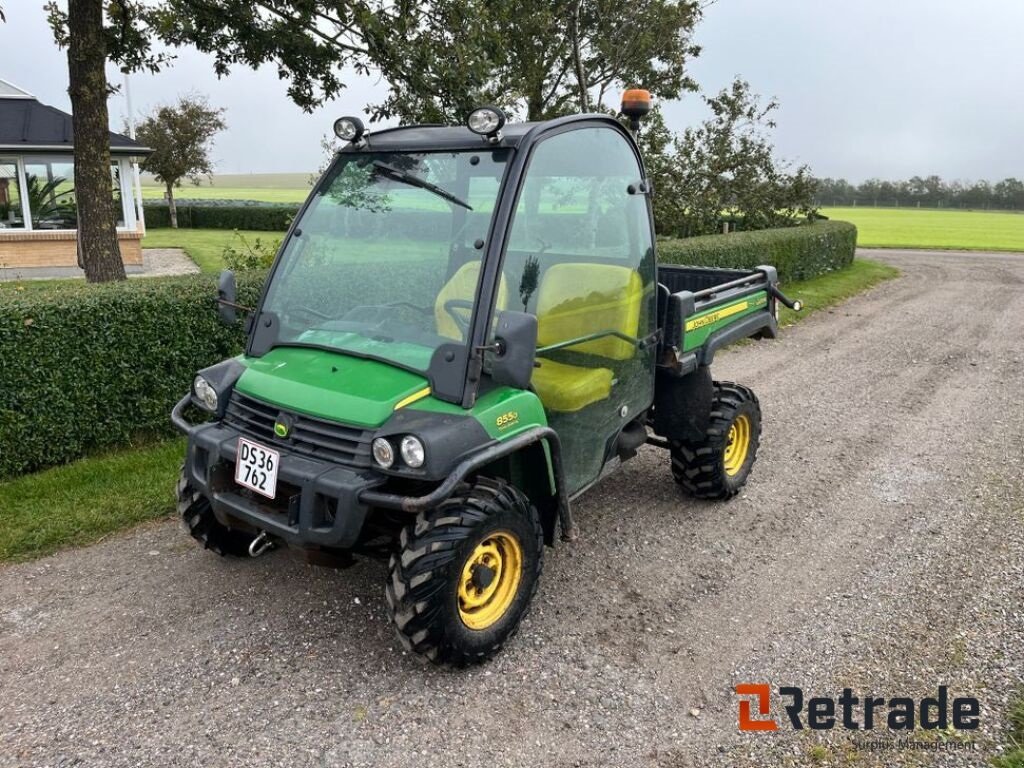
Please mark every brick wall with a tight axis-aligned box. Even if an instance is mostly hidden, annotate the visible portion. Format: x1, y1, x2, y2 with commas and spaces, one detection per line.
0, 230, 143, 269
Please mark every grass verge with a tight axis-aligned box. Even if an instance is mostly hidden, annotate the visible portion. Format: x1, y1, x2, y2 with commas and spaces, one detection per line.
142, 228, 283, 273
0, 257, 899, 564
777, 257, 900, 327
0, 439, 184, 563
993, 694, 1024, 768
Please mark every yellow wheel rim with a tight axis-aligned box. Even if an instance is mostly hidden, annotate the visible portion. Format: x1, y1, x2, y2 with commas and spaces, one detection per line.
723, 414, 752, 477
457, 531, 523, 630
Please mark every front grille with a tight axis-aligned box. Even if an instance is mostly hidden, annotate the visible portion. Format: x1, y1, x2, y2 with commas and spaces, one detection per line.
223, 391, 373, 469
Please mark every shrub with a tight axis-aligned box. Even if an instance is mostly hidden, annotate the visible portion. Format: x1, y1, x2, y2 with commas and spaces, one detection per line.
221, 231, 279, 271
657, 220, 857, 283
143, 202, 298, 230
0, 273, 265, 479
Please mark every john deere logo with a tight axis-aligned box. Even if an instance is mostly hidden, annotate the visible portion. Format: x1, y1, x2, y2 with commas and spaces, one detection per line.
274, 414, 292, 438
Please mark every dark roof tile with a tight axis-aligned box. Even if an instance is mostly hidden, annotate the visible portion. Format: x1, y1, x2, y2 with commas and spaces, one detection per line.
0, 94, 150, 154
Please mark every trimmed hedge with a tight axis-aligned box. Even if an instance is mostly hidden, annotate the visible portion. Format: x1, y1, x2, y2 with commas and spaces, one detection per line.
1, 220, 855, 479
658, 220, 858, 282
143, 202, 299, 231
0, 274, 265, 479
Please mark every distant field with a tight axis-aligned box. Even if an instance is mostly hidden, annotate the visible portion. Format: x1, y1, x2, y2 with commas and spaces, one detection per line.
140, 186, 309, 203
822, 207, 1024, 252
140, 172, 311, 203
136, 178, 1024, 253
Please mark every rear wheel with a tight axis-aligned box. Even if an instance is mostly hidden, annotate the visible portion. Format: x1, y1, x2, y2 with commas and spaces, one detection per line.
385, 477, 543, 666
177, 465, 258, 557
671, 382, 761, 499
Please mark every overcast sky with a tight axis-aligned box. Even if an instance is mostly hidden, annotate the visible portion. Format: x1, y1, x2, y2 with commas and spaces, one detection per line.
1, 0, 1022, 181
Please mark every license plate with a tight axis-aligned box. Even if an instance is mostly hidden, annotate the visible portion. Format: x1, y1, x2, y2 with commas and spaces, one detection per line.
235, 438, 279, 499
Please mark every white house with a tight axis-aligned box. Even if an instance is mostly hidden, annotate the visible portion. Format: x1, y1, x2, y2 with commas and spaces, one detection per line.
0, 78, 151, 275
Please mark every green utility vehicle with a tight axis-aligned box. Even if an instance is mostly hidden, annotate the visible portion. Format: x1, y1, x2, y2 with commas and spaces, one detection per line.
172, 98, 801, 665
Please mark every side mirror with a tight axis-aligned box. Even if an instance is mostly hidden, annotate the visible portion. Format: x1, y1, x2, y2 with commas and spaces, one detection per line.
489, 310, 537, 390
217, 269, 237, 326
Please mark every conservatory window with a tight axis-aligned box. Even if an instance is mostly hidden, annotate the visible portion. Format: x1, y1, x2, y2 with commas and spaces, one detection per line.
18, 157, 130, 231
0, 160, 26, 229
23, 158, 77, 229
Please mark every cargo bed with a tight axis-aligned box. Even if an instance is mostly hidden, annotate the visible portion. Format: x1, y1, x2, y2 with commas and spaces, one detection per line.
656, 264, 787, 374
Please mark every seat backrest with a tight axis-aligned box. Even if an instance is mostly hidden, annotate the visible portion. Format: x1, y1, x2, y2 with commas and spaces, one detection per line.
536, 263, 643, 360
435, 261, 508, 340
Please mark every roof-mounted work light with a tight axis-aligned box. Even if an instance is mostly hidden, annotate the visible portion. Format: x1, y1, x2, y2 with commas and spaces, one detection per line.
467, 106, 507, 142
334, 116, 366, 144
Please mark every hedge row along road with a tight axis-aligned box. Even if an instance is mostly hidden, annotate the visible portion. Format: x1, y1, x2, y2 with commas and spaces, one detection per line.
1, 222, 852, 480
1, 249, 1022, 766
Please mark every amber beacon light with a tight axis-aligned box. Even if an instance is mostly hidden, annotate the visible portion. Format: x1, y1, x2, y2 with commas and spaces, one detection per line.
621, 89, 652, 133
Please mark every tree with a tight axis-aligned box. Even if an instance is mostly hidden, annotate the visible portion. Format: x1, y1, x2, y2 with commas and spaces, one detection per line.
145, 0, 701, 123
647, 79, 818, 238
994, 178, 1024, 210
366, 0, 702, 122
58, 0, 125, 280
48, 0, 700, 278
309, 134, 341, 186
47, 0, 167, 281
134, 96, 226, 228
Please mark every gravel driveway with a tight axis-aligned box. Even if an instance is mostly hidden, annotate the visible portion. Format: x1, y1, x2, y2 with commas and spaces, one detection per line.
2, 248, 1022, 768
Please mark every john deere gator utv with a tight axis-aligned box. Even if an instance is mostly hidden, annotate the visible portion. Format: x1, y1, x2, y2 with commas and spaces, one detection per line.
172, 92, 801, 665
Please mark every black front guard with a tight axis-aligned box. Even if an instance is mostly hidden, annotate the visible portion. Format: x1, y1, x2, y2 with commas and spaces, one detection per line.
172, 395, 574, 548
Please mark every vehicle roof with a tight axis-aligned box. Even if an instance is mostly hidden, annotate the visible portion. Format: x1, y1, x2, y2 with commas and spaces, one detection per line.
345, 113, 623, 153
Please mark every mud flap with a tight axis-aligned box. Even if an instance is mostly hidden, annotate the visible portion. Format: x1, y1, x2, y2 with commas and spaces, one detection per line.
653, 364, 714, 443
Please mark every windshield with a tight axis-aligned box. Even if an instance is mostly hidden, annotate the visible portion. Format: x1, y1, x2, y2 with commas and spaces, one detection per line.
261, 149, 511, 372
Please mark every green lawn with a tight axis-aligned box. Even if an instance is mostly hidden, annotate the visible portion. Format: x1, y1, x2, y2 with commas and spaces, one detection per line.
822, 207, 1024, 252
1, 257, 898, 564
993, 693, 1024, 768
0, 439, 185, 562
142, 186, 310, 204
777, 258, 899, 327
142, 228, 283, 273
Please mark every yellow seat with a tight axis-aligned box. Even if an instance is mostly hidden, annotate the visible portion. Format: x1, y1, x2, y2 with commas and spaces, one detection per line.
529, 263, 643, 412
531, 359, 613, 413
535, 264, 643, 360
435, 262, 508, 340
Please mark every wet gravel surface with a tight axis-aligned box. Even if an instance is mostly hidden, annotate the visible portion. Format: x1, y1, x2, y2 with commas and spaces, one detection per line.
2, 248, 1023, 767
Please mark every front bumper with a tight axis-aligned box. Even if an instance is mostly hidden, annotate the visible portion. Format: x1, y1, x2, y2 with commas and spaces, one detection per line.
182, 413, 385, 549
172, 393, 575, 543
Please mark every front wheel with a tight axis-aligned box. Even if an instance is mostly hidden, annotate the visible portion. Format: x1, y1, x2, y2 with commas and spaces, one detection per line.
177, 465, 259, 557
385, 477, 543, 666
671, 382, 762, 499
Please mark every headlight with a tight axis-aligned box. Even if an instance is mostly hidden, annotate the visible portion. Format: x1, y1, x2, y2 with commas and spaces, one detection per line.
467, 106, 506, 136
193, 375, 218, 412
372, 437, 395, 468
400, 436, 425, 468
333, 116, 365, 142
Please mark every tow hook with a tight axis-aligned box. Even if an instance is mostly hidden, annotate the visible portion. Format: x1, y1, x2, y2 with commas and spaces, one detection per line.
248, 531, 274, 558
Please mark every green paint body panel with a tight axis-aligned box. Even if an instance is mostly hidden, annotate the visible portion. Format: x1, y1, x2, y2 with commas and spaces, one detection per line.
235, 348, 547, 441
411, 386, 548, 439
414, 386, 554, 493
682, 291, 769, 352
235, 347, 429, 428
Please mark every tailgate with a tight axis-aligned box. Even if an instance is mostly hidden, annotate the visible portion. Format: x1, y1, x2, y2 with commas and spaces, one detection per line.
657, 264, 780, 370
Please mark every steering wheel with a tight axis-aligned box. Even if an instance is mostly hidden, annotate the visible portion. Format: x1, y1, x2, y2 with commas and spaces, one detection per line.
383, 301, 432, 316
444, 299, 475, 336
